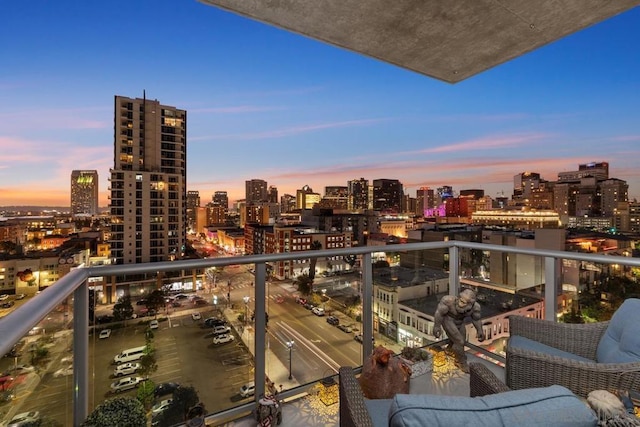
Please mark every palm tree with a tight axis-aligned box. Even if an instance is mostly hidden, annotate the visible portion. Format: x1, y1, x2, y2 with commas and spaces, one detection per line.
308, 240, 322, 282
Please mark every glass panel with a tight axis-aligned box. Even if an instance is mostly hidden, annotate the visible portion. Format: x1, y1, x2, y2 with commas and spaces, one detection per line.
1, 296, 74, 426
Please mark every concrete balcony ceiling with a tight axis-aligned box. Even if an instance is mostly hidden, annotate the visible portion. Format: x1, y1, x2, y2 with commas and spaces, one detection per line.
200, 0, 640, 83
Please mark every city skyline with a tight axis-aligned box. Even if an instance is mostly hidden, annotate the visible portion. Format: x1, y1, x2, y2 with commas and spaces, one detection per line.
1, 1, 639, 207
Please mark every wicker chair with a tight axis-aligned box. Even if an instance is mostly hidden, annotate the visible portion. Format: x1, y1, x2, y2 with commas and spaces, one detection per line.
338, 363, 508, 427
506, 308, 640, 398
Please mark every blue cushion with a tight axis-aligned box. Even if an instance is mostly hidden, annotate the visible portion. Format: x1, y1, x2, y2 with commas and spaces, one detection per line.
364, 398, 393, 427
388, 385, 597, 427
597, 298, 640, 363
509, 335, 592, 362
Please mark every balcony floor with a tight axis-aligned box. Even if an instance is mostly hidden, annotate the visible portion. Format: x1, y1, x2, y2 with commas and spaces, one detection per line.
219, 353, 505, 427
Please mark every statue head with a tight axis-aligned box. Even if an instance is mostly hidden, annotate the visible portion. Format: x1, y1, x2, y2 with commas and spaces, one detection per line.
457, 288, 476, 309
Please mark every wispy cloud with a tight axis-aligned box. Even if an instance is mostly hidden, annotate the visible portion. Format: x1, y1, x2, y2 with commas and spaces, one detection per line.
190, 117, 391, 141
189, 105, 285, 114
418, 133, 550, 154
0, 106, 110, 130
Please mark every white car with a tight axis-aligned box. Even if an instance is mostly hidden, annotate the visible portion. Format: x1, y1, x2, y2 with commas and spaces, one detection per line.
0, 294, 8, 301
212, 325, 231, 335
13, 364, 35, 375
312, 307, 325, 316
239, 381, 255, 398
191, 312, 202, 321
7, 411, 40, 426
53, 365, 74, 378
99, 329, 112, 339
149, 320, 159, 330
151, 398, 173, 416
110, 376, 143, 393
212, 333, 235, 345
114, 362, 142, 377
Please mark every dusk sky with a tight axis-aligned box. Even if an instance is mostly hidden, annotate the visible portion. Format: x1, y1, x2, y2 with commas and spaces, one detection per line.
2, 2, 639, 208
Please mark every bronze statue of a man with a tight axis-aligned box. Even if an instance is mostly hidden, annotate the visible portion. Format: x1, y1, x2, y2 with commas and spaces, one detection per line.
433, 288, 485, 373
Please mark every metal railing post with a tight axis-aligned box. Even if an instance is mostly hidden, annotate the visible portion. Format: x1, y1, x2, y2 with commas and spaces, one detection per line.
361, 253, 373, 361
544, 256, 559, 321
73, 280, 89, 426
254, 262, 266, 399
449, 244, 459, 296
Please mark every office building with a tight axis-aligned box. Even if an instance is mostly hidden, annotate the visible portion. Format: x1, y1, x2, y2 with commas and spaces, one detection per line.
109, 95, 187, 264
372, 179, 403, 213
296, 185, 321, 209
70, 170, 99, 216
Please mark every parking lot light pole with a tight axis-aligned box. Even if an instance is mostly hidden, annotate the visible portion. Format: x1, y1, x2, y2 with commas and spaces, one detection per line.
286, 341, 294, 380
243, 296, 250, 326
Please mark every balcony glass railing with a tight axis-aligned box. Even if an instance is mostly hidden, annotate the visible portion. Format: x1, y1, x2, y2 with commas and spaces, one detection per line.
1, 240, 639, 426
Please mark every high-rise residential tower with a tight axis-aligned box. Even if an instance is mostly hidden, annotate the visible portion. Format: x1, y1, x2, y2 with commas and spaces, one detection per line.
245, 179, 268, 203
71, 170, 99, 216
109, 95, 187, 264
347, 178, 369, 211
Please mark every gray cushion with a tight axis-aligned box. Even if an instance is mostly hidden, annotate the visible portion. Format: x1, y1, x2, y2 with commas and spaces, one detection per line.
509, 335, 593, 362
364, 398, 393, 427
597, 298, 640, 363
388, 385, 597, 427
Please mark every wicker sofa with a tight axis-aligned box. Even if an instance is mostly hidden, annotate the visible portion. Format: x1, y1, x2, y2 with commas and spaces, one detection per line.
506, 298, 640, 398
338, 363, 598, 427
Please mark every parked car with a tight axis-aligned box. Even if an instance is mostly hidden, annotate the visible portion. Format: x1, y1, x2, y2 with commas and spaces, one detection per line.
239, 381, 255, 398
15, 293, 26, 300
149, 320, 159, 330
191, 312, 202, 321
0, 294, 9, 301
193, 299, 207, 306
213, 333, 235, 345
0, 390, 14, 403
110, 376, 143, 393
204, 317, 226, 327
337, 324, 353, 333
53, 365, 74, 378
6, 411, 40, 426
295, 297, 307, 305
114, 362, 142, 377
154, 382, 180, 397
212, 325, 231, 335
174, 294, 190, 300
151, 398, 173, 416
135, 299, 148, 306
99, 329, 112, 339
354, 333, 373, 343
303, 302, 315, 310
1, 301, 14, 309
12, 364, 35, 375
311, 307, 325, 316
326, 316, 339, 326
95, 315, 114, 324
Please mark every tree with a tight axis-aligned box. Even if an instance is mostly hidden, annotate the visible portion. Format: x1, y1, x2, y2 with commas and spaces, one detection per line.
137, 375, 156, 409
152, 386, 201, 427
308, 240, 323, 282
294, 273, 313, 296
82, 396, 146, 427
112, 294, 134, 322
146, 289, 166, 315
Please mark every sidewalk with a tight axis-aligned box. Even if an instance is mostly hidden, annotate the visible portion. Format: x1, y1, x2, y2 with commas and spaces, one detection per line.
222, 307, 299, 393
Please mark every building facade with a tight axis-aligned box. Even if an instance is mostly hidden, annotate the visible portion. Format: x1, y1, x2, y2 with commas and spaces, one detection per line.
109, 95, 187, 264
71, 170, 99, 216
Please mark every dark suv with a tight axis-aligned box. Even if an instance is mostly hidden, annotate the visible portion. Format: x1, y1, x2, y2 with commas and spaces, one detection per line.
326, 316, 339, 326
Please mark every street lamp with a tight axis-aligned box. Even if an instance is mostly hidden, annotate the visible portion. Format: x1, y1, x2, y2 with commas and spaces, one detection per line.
286, 341, 294, 380
321, 288, 327, 309
243, 296, 250, 326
